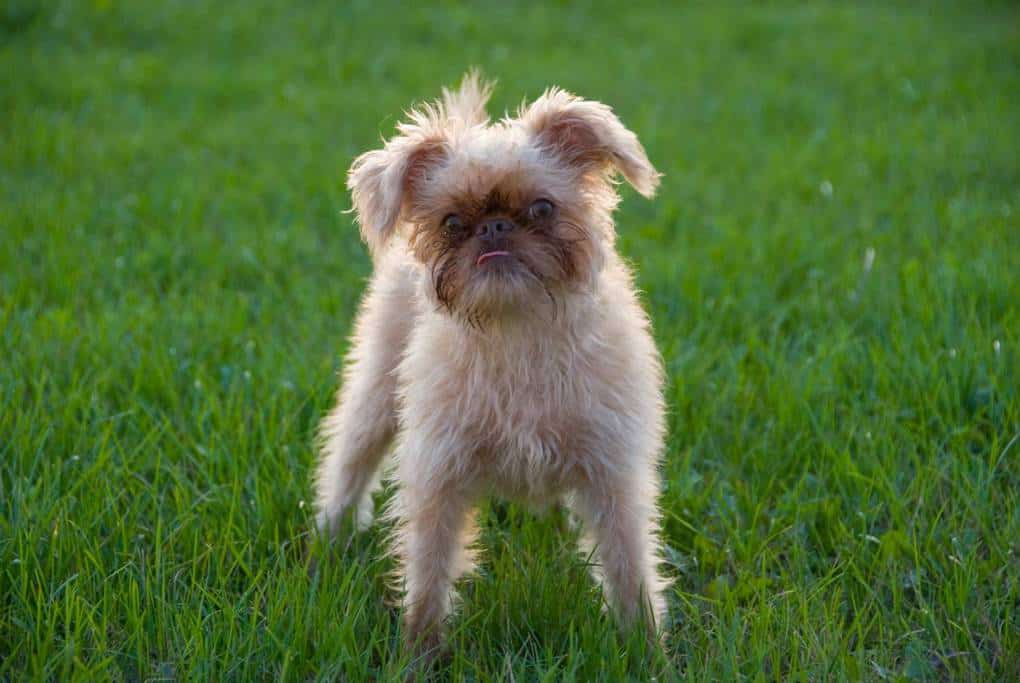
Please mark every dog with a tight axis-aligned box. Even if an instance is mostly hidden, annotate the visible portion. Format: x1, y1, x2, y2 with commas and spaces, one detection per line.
313, 72, 667, 654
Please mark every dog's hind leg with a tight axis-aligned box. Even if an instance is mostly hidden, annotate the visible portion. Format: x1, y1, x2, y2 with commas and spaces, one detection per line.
314, 253, 414, 538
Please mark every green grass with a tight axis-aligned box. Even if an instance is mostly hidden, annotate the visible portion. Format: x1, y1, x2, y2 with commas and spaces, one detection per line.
2, 0, 1019, 680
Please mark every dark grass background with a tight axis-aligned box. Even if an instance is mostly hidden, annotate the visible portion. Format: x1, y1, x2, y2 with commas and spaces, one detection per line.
2, 1, 1019, 680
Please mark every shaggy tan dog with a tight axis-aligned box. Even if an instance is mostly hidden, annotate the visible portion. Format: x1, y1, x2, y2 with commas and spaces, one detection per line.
314, 72, 667, 654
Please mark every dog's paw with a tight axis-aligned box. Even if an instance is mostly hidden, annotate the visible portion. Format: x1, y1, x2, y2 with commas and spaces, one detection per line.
403, 618, 451, 668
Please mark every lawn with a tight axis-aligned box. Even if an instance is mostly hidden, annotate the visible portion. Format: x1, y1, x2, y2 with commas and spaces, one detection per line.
2, 1, 1019, 680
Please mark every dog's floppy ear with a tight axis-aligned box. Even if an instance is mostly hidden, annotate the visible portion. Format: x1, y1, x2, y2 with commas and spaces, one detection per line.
521, 88, 660, 198
347, 115, 448, 256
348, 72, 495, 256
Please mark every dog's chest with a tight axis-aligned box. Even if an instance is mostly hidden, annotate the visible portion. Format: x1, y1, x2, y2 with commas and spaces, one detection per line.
400, 309, 637, 497
448, 331, 608, 494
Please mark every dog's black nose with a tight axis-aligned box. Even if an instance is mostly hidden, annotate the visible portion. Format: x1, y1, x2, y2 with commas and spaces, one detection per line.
477, 217, 514, 240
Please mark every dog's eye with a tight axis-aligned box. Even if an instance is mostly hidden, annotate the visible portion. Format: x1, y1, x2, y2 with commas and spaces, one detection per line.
442, 214, 463, 231
527, 199, 554, 220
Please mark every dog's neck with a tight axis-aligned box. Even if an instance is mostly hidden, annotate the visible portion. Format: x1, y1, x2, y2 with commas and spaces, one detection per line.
449, 285, 599, 343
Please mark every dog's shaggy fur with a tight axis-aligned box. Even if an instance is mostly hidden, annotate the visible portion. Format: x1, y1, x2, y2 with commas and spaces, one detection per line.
314, 72, 667, 653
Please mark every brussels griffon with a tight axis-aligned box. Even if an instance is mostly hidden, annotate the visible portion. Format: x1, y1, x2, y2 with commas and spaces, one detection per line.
314, 72, 667, 654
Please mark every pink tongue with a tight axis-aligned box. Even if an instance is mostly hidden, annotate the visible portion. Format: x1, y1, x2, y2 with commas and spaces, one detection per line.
476, 250, 510, 266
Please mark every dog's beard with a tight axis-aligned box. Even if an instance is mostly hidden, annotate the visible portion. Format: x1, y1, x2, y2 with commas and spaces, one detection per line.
422, 219, 595, 325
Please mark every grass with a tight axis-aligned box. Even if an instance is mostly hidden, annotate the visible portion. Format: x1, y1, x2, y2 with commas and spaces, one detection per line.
2, 0, 1019, 680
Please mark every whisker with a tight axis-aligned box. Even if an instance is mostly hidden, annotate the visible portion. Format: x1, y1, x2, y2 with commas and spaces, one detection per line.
520, 261, 559, 323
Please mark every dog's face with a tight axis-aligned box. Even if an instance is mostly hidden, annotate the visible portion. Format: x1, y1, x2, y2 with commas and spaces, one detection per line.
347, 74, 660, 320
402, 136, 610, 320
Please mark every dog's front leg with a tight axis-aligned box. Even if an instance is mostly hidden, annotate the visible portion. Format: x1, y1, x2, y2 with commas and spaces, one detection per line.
390, 438, 478, 657
573, 471, 668, 634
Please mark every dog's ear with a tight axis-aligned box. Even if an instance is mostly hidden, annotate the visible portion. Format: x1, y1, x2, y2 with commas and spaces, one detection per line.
347, 116, 448, 256
348, 72, 495, 256
520, 88, 660, 198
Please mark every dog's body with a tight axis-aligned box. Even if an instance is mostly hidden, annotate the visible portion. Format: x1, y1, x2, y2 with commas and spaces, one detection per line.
314, 73, 667, 652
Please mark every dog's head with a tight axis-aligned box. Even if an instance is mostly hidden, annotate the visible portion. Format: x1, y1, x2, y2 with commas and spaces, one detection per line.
347, 71, 660, 321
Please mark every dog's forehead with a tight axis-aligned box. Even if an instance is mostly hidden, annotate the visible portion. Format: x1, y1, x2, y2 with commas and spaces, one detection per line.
433, 127, 555, 202
450, 127, 538, 172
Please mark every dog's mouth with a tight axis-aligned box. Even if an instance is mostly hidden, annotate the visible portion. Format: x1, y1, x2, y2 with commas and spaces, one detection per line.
476, 250, 511, 267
